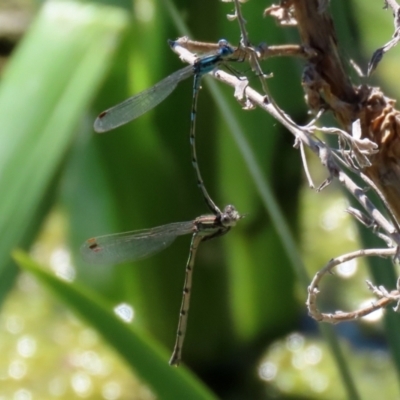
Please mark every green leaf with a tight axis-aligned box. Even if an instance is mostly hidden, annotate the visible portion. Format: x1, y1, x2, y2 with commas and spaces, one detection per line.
13, 250, 217, 400
0, 2, 128, 295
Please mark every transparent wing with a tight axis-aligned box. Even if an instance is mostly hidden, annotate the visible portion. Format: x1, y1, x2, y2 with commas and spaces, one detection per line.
81, 221, 194, 265
94, 65, 195, 133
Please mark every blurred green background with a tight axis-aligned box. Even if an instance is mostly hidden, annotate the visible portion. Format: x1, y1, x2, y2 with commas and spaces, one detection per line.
1, 0, 400, 399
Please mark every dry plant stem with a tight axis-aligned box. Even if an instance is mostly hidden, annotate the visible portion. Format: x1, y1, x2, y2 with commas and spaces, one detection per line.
307, 248, 396, 322
332, 150, 400, 235
231, 0, 308, 139
337, 169, 400, 242
385, 0, 400, 26
173, 37, 313, 61
298, 140, 315, 188
171, 39, 227, 55
232, 0, 251, 46
288, 0, 400, 324
292, 0, 358, 121
226, 0, 310, 144
289, 1, 400, 225
261, 44, 313, 59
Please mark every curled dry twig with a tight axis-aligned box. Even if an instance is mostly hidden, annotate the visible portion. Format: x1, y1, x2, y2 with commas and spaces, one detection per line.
307, 248, 397, 323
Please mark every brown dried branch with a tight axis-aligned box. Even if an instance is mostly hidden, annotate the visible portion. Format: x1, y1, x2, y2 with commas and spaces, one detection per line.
307, 248, 397, 322
172, 37, 313, 61
288, 2, 400, 226
288, 2, 358, 131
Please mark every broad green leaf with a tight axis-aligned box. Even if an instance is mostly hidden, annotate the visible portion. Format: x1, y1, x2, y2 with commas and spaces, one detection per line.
0, 2, 128, 296
14, 250, 217, 400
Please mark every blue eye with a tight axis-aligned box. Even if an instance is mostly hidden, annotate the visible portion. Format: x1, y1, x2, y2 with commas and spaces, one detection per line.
217, 39, 234, 57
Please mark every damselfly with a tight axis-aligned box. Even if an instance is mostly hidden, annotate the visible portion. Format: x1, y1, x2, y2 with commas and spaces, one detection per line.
94, 39, 239, 214
94, 39, 236, 133
81, 204, 242, 366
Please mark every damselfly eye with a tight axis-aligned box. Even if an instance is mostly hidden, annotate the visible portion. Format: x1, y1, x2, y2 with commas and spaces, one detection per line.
217, 39, 234, 57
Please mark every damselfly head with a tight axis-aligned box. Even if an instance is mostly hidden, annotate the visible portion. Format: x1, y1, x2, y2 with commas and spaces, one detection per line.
217, 39, 235, 58
220, 204, 242, 227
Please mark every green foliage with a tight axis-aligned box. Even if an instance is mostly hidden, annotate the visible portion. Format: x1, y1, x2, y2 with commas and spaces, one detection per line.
3, 0, 400, 399
0, 2, 128, 299
0, 1, 301, 397
14, 250, 217, 399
